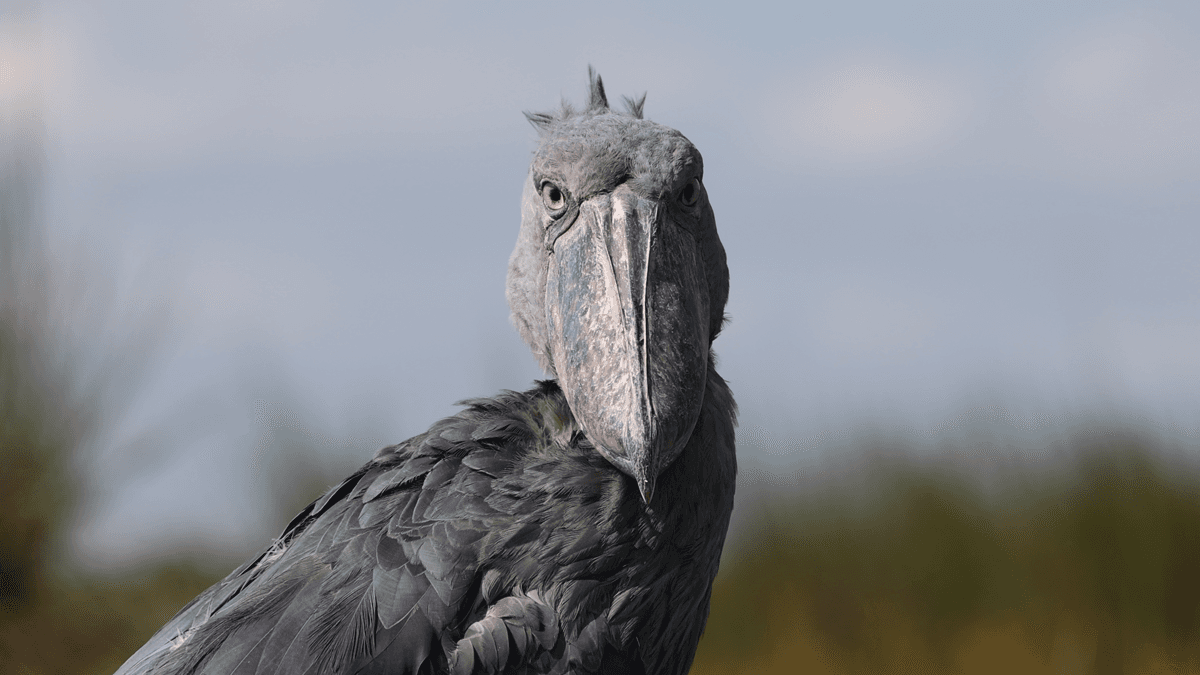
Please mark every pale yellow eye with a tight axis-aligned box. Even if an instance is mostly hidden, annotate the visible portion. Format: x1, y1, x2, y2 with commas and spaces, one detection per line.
541, 183, 566, 213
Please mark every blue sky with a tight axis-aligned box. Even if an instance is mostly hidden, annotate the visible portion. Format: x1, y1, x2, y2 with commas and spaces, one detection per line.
4, 0, 1198, 567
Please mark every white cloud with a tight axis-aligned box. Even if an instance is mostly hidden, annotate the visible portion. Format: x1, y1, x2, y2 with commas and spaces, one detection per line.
0, 28, 35, 102
1030, 16, 1200, 182
0, 18, 60, 113
768, 54, 974, 166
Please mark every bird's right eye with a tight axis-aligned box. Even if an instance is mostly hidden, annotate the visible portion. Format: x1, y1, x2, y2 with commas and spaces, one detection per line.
541, 182, 567, 215
680, 177, 702, 207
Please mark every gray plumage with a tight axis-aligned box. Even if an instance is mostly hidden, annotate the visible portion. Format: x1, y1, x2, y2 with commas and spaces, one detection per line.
115, 70, 736, 675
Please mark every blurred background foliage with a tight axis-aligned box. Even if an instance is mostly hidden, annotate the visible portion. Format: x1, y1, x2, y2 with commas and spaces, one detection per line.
5, 19, 1200, 675
0, 52, 341, 670
693, 436, 1200, 674
0, 67, 223, 673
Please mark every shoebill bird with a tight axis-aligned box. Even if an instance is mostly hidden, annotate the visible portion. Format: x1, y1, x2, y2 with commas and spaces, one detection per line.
114, 70, 736, 675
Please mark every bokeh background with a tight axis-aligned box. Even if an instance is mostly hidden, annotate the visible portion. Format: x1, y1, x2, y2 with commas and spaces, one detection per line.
3, 0, 1199, 672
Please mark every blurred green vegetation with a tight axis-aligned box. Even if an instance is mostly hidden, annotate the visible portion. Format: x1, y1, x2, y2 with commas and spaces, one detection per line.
693, 435, 1200, 674
0, 65, 227, 673
0, 68, 371, 672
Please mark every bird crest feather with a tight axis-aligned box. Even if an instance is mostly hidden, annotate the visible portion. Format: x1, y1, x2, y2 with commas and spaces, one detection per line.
523, 66, 647, 134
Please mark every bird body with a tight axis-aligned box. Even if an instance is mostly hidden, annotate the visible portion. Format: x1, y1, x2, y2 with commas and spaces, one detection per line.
116, 71, 735, 675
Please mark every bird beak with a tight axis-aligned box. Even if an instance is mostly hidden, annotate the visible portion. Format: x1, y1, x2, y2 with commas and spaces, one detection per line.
544, 184, 710, 504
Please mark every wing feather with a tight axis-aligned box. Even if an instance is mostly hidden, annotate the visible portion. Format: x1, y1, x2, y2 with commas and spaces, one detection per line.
115, 407, 515, 675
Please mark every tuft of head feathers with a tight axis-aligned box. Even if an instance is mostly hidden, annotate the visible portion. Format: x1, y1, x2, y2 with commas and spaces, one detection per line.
587, 65, 608, 111
524, 67, 647, 134
622, 93, 647, 119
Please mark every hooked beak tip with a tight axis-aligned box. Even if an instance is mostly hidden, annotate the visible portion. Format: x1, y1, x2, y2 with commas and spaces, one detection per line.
637, 475, 655, 505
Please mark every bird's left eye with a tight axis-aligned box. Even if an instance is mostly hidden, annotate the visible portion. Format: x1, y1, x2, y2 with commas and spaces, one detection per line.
680, 177, 701, 207
541, 182, 567, 215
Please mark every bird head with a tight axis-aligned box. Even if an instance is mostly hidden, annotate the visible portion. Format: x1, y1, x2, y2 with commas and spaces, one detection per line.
507, 70, 729, 504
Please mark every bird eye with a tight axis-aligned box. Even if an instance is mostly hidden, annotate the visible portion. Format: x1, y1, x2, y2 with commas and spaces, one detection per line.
680, 177, 701, 207
541, 182, 567, 215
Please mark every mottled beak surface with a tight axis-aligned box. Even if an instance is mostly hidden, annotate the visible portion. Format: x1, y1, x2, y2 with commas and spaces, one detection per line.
545, 184, 710, 503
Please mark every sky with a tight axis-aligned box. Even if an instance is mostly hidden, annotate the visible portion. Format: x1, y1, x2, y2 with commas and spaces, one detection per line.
3, 0, 1199, 568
